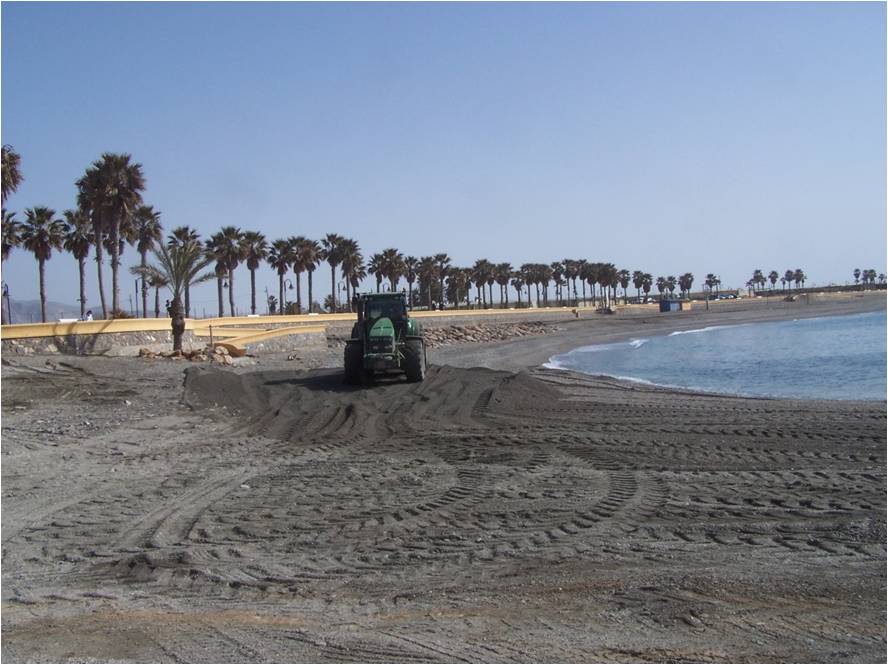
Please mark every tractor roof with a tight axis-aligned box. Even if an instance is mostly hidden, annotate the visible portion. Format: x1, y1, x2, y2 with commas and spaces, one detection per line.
356, 292, 406, 302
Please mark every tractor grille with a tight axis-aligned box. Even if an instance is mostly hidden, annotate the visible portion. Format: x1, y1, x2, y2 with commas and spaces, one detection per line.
368, 338, 393, 353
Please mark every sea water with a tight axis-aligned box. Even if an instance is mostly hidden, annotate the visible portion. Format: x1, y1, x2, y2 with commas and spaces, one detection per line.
546, 310, 887, 401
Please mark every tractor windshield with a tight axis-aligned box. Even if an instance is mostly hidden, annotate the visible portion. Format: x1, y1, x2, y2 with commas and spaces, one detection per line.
367, 300, 406, 322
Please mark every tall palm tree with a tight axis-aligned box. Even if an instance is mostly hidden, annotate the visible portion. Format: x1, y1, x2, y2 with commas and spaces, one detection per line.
217, 226, 246, 316
63, 209, 93, 318
285, 235, 307, 312
783, 269, 794, 292
705, 273, 720, 299
2, 145, 23, 204
205, 232, 228, 317
656, 276, 667, 296
1, 209, 21, 322
510, 271, 525, 307
242, 231, 268, 315
641, 273, 653, 298
678, 272, 694, 299
793, 269, 806, 289
339, 238, 363, 308
167, 226, 201, 316
296, 237, 322, 312
76, 153, 145, 317
368, 252, 385, 293
495, 262, 512, 306
562, 259, 579, 305
135, 243, 214, 350
853, 268, 861, 286
21, 207, 66, 322
132, 205, 163, 318
267, 239, 294, 315
2, 209, 21, 264
321, 233, 345, 312
418, 256, 437, 309
550, 262, 564, 305
768, 270, 779, 291
403, 256, 418, 308
632, 270, 644, 301
434, 253, 450, 307
381, 248, 405, 291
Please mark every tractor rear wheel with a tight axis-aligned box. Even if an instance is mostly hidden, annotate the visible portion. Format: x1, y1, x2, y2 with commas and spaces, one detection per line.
344, 341, 363, 385
404, 338, 426, 382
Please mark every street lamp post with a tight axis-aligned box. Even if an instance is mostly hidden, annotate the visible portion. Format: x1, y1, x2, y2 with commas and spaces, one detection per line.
2, 282, 11, 324
284, 279, 294, 314
134, 279, 141, 318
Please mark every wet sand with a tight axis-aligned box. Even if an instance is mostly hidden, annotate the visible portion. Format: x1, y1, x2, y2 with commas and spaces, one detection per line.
2, 292, 885, 662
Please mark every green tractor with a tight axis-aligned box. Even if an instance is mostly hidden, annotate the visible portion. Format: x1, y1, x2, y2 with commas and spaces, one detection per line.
344, 292, 427, 384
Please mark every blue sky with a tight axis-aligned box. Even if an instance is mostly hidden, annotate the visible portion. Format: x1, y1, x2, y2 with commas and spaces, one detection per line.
2, 2, 885, 315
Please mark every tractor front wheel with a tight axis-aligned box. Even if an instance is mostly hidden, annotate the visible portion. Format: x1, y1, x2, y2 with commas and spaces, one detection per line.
344, 341, 363, 385
404, 339, 426, 383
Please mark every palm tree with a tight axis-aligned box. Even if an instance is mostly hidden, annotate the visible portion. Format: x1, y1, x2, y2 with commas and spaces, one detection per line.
473, 259, 493, 308
678, 272, 694, 299
1, 209, 21, 324
146, 272, 169, 318
63, 209, 93, 318
418, 256, 437, 309
641, 273, 653, 298
132, 205, 163, 318
339, 239, 364, 308
495, 262, 512, 306
434, 253, 450, 307
768, 270, 779, 291
204, 232, 228, 317
167, 226, 201, 316
853, 268, 861, 286
510, 271, 525, 307
381, 247, 405, 292
241, 231, 268, 315
619, 269, 631, 303
2, 145, 23, 204
21, 207, 66, 322
793, 269, 806, 289
297, 237, 322, 312
321, 233, 345, 312
368, 253, 385, 293
632, 270, 644, 301
76, 153, 146, 316
2, 209, 21, 264
562, 259, 579, 305
577, 260, 590, 304
403, 256, 418, 308
216, 226, 246, 316
656, 276, 667, 296
135, 243, 214, 350
783, 269, 794, 292
705, 273, 720, 299
267, 239, 293, 316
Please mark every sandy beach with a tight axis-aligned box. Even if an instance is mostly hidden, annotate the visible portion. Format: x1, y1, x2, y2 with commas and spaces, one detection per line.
2, 292, 885, 663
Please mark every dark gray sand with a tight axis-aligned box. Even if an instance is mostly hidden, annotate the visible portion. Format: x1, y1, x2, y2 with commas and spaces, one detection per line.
2, 293, 885, 662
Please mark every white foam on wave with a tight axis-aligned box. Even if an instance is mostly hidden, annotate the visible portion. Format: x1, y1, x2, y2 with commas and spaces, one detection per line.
628, 338, 648, 349
668, 324, 736, 336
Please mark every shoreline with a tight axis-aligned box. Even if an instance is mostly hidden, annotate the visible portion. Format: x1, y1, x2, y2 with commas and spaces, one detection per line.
432, 291, 886, 378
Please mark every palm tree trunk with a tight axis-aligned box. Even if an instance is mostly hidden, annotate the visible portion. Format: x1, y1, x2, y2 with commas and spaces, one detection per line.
95, 237, 108, 318
250, 268, 257, 314
330, 265, 336, 313
154, 286, 160, 318
110, 219, 121, 314
217, 274, 224, 317
407, 282, 413, 308
184, 283, 191, 317
580, 281, 586, 305
228, 268, 236, 317
38, 258, 47, 323
78, 256, 87, 318
278, 273, 284, 315
295, 271, 302, 313
307, 271, 314, 313
140, 249, 148, 319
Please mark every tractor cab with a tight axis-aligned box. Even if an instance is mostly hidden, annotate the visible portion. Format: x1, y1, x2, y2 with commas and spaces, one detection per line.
345, 292, 426, 384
